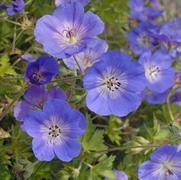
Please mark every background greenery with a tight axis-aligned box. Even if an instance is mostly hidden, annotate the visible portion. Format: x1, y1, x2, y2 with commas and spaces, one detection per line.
0, 0, 181, 179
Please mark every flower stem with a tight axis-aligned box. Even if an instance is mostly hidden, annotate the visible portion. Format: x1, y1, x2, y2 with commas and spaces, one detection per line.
73, 55, 83, 74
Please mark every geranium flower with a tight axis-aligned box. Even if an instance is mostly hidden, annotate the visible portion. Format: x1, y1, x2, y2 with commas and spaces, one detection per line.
25, 55, 59, 85
105, 170, 128, 180
83, 51, 146, 117
23, 99, 86, 161
129, 0, 163, 22
114, 170, 128, 180
0, 0, 24, 16
138, 145, 181, 180
139, 50, 175, 93
128, 22, 159, 55
156, 18, 181, 58
34, 2, 104, 59
63, 38, 108, 73
14, 85, 66, 122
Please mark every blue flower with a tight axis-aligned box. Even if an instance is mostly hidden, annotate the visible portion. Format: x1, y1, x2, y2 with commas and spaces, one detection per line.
128, 22, 159, 55
114, 170, 128, 180
25, 55, 59, 85
55, 0, 90, 7
157, 18, 181, 59
129, 0, 163, 22
105, 170, 128, 180
34, 2, 104, 59
138, 145, 181, 180
83, 51, 146, 117
143, 89, 169, 105
21, 54, 36, 63
0, 0, 25, 16
23, 99, 86, 161
139, 50, 175, 93
171, 88, 181, 106
63, 38, 108, 73
14, 85, 66, 122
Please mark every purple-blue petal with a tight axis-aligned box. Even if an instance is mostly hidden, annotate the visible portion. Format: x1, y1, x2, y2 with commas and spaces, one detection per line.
54, 138, 81, 162
32, 138, 55, 161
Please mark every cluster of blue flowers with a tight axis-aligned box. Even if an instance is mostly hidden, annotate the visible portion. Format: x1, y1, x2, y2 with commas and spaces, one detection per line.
7, 0, 181, 179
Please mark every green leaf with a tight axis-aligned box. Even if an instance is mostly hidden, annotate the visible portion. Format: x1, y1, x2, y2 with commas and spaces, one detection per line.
92, 156, 115, 178
82, 118, 107, 152
0, 55, 16, 77
0, 128, 10, 139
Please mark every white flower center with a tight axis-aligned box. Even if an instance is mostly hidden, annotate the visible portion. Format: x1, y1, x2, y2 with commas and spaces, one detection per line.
40, 116, 70, 145
104, 76, 122, 92
138, 34, 150, 47
48, 124, 62, 138
145, 64, 161, 82
62, 29, 78, 45
162, 162, 174, 176
99, 70, 128, 99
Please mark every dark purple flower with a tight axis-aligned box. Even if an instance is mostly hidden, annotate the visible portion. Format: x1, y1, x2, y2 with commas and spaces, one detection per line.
143, 89, 169, 104
83, 51, 146, 117
55, 0, 90, 7
138, 145, 181, 180
128, 22, 159, 55
63, 38, 108, 73
171, 88, 181, 106
23, 99, 86, 161
0, 0, 24, 16
139, 50, 175, 93
129, 0, 163, 22
14, 85, 66, 122
25, 55, 59, 85
34, 2, 104, 59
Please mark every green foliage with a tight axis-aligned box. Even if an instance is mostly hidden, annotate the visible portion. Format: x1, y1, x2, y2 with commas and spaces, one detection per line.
0, 0, 181, 179
82, 116, 107, 152
0, 55, 16, 77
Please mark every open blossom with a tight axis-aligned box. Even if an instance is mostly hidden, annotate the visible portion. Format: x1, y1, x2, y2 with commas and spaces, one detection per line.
139, 50, 175, 93
83, 51, 145, 117
156, 18, 181, 58
23, 99, 86, 161
55, 0, 90, 7
63, 38, 108, 72
129, 0, 163, 22
128, 22, 159, 55
34, 2, 104, 59
25, 55, 59, 85
0, 0, 25, 16
138, 145, 181, 180
14, 85, 66, 122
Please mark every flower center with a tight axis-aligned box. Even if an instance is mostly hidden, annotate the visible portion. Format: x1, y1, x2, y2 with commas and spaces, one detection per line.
31, 72, 43, 83
63, 29, 78, 45
145, 65, 160, 82
163, 162, 174, 176
48, 124, 62, 138
105, 76, 122, 92
138, 34, 151, 46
